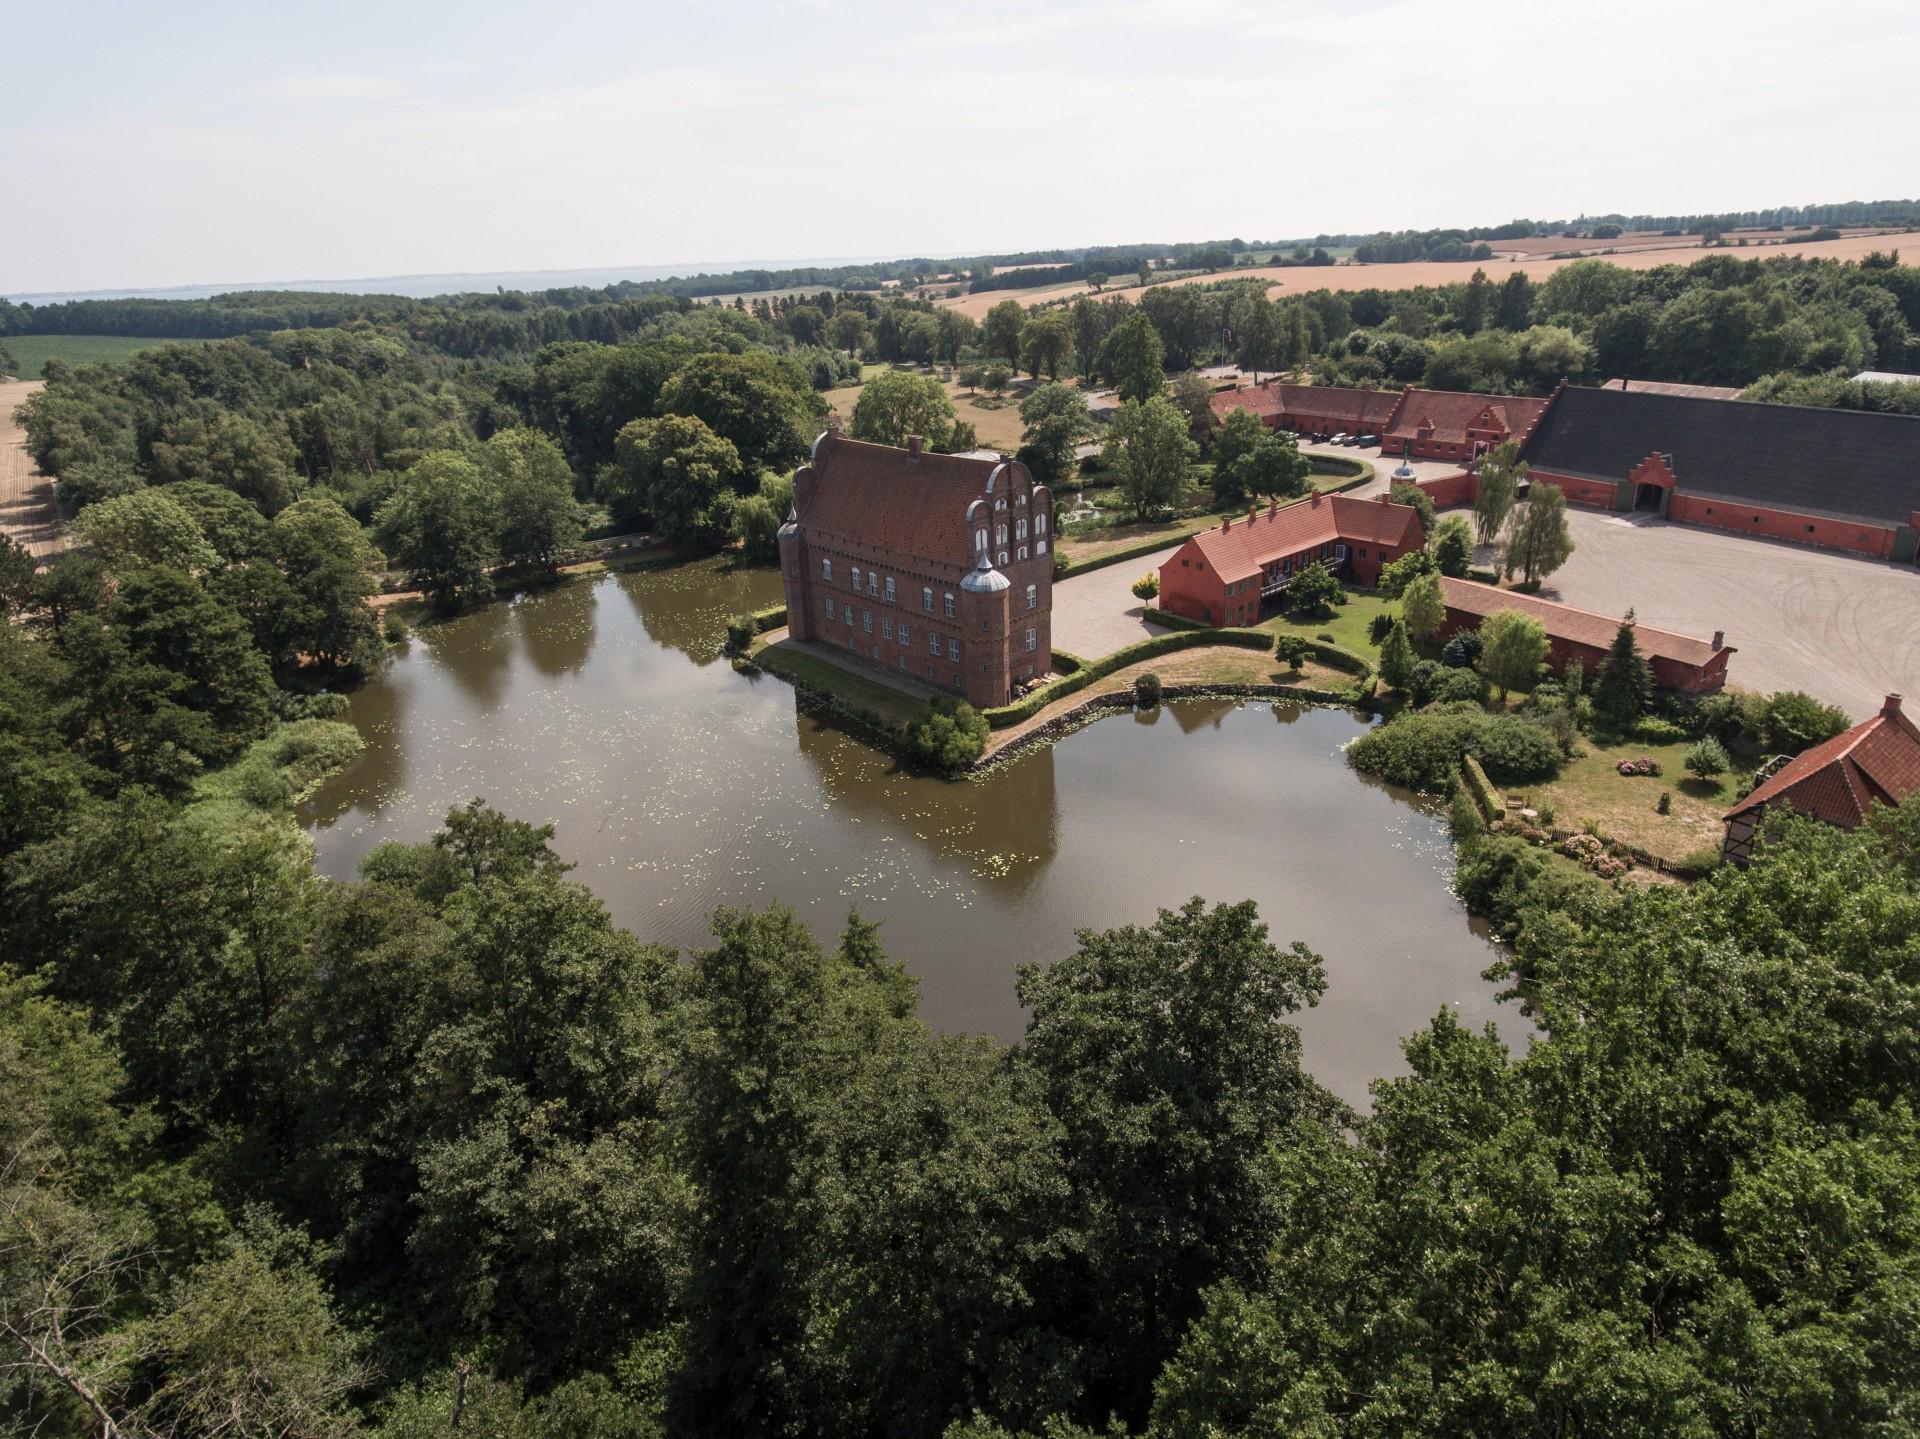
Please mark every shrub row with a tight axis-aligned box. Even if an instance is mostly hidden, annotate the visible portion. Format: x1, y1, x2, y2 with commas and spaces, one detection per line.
1052, 649, 1087, 674
1459, 753, 1503, 823
1347, 710, 1564, 793
750, 601, 788, 633
982, 628, 1271, 728
1054, 531, 1191, 580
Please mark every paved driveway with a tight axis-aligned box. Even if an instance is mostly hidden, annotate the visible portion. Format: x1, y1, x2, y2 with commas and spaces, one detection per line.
1051, 543, 1184, 658
1533, 509, 1920, 721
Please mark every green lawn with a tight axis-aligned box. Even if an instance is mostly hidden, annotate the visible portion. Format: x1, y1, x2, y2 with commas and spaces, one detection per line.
749, 639, 925, 731
1522, 736, 1742, 865
1259, 589, 1394, 656
4, 334, 204, 378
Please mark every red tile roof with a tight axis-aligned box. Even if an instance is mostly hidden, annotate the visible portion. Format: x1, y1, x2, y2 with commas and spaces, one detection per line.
1175, 494, 1424, 584
1386, 389, 1550, 447
1208, 383, 1402, 431
796, 432, 1035, 566
1436, 577, 1727, 669
1725, 696, 1920, 827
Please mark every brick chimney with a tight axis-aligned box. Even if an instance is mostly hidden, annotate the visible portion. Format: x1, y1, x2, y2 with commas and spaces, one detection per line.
1378, 490, 1391, 505
1222, 513, 1232, 532
906, 434, 924, 454
1711, 630, 1724, 651
1268, 497, 1279, 516
1884, 693, 1904, 718
1248, 505, 1258, 526
1310, 490, 1322, 506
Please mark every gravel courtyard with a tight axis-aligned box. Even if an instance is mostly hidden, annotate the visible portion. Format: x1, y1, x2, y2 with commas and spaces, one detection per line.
1531, 510, 1920, 721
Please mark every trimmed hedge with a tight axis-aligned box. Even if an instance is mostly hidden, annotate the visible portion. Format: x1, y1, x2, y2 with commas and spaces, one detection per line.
1143, 610, 1373, 679
1052, 649, 1088, 674
751, 602, 788, 633
1054, 531, 1190, 580
982, 628, 1271, 728
1142, 606, 1210, 632
1460, 753, 1503, 823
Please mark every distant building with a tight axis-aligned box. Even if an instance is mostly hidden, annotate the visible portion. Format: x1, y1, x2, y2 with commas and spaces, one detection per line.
1521, 386, 1920, 561
778, 430, 1053, 709
1157, 493, 1425, 627
1721, 693, 1920, 864
1379, 388, 1554, 464
1435, 577, 1734, 694
1602, 378, 1743, 400
1207, 382, 1401, 439
1852, 370, 1920, 386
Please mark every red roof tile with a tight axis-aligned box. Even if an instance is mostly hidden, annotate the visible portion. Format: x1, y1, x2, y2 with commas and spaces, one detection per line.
1175, 494, 1424, 584
795, 432, 1041, 568
1437, 577, 1726, 669
1209, 383, 1402, 431
1386, 389, 1550, 447
1726, 698, 1920, 826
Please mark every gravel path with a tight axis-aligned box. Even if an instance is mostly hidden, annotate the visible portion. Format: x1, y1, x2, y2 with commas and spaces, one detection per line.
0, 381, 62, 559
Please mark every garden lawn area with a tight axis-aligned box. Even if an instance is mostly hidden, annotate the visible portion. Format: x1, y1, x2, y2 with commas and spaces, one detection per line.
748, 633, 928, 731
1056, 508, 1244, 566
1259, 589, 1395, 658
4, 334, 204, 378
1521, 736, 1743, 865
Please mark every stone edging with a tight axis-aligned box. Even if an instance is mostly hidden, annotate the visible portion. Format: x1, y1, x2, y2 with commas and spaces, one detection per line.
971, 683, 1362, 775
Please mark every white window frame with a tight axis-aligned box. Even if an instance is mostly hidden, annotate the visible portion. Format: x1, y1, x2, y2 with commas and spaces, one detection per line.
1025, 628, 1038, 653
862, 609, 872, 633
922, 586, 933, 612
943, 592, 955, 619
928, 632, 941, 656
948, 638, 960, 662
884, 576, 895, 602
1025, 584, 1037, 610
824, 597, 836, 620
822, 558, 832, 581
851, 565, 861, 590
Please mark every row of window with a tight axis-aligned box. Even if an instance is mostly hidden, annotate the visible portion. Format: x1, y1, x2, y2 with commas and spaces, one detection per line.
820, 558, 1043, 615
821, 597, 1040, 659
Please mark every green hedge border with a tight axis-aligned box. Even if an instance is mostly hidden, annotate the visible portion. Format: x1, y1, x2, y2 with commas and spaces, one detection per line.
750, 602, 788, 633
1054, 532, 1191, 581
1460, 753, 1503, 823
1140, 609, 1374, 679
983, 628, 1273, 728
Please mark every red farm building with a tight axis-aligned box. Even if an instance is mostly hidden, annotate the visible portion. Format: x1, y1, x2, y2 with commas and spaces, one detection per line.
778, 430, 1053, 708
1157, 492, 1426, 628
1379, 387, 1554, 463
1435, 577, 1734, 695
1518, 387, 1920, 562
1208, 382, 1403, 440
1721, 692, 1920, 864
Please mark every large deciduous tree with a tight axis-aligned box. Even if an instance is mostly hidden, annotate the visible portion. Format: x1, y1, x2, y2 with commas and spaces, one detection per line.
480, 426, 583, 574
983, 300, 1028, 368
376, 451, 500, 612
1016, 383, 1094, 486
607, 414, 743, 553
1101, 311, 1167, 404
1472, 439, 1525, 547
656, 351, 820, 472
1502, 481, 1575, 584
849, 370, 962, 451
1477, 607, 1550, 699
1102, 396, 1194, 522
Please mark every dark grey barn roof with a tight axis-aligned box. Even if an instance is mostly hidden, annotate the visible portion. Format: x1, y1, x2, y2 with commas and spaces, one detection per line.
1524, 386, 1920, 528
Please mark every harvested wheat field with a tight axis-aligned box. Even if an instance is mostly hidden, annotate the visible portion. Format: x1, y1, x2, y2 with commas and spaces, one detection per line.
0, 380, 63, 559
937, 228, 1920, 319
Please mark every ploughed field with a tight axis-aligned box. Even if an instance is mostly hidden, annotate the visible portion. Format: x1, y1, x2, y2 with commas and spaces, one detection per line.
302, 557, 1506, 1105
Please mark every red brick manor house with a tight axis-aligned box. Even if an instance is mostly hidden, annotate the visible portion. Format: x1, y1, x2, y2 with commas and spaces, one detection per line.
778, 430, 1054, 708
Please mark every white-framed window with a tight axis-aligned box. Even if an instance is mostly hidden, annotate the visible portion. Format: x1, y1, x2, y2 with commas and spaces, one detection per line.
947, 638, 960, 661
1025, 584, 1037, 610
822, 558, 832, 581
851, 565, 861, 590
845, 606, 853, 626
863, 610, 872, 633
882, 617, 893, 639
884, 576, 895, 602
922, 586, 933, 611
928, 632, 941, 656
1018, 546, 1029, 561
867, 572, 878, 597
1016, 518, 1028, 540
1037, 538, 1047, 554
996, 523, 1008, 545
998, 550, 1009, 566
899, 623, 909, 645
1025, 628, 1037, 653
975, 527, 988, 554
943, 592, 955, 619
824, 597, 836, 620
995, 497, 1007, 511
1035, 513, 1047, 535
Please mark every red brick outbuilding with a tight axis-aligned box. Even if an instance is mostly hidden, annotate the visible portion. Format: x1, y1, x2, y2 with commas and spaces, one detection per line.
1435, 577, 1734, 694
1158, 493, 1426, 628
1721, 693, 1920, 863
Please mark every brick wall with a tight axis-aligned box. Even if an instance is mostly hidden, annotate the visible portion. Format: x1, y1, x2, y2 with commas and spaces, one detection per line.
1666, 494, 1897, 559
1416, 471, 1476, 507
1529, 468, 1621, 510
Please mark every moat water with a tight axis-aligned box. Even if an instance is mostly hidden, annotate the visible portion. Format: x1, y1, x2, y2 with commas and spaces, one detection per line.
302, 557, 1507, 1105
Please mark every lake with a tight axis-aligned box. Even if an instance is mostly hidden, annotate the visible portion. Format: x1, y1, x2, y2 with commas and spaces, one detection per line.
302, 558, 1507, 1105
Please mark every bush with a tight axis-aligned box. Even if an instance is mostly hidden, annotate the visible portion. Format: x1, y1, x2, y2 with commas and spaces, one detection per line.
382, 612, 409, 644
1369, 612, 1395, 645
1275, 635, 1309, 672
1762, 690, 1849, 754
1378, 547, 1436, 599
1285, 561, 1344, 620
1463, 713, 1563, 784
1454, 833, 1599, 941
1134, 672, 1163, 708
1347, 714, 1469, 792
1633, 716, 1690, 745
1130, 571, 1159, 601
723, 614, 756, 654
1407, 659, 1444, 706
1440, 629, 1483, 668
1432, 667, 1490, 706
1616, 755, 1663, 777
1657, 791, 1672, 815
903, 698, 989, 774
1684, 736, 1730, 779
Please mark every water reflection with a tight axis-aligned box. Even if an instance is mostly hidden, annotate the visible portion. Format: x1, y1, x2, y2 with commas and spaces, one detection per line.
304, 569, 1508, 1106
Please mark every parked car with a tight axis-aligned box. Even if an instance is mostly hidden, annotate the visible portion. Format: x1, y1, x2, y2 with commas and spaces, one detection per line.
1357, 432, 1378, 446
1328, 432, 1350, 445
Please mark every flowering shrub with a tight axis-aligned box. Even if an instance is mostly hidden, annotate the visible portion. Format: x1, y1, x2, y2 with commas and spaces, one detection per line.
1563, 834, 1607, 862
1616, 755, 1662, 777
1593, 856, 1629, 879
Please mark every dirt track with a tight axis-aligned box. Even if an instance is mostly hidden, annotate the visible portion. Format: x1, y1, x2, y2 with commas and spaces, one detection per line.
0, 380, 63, 559
938, 229, 1920, 319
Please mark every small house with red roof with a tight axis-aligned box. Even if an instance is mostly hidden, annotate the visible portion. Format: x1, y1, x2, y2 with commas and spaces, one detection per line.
1157, 492, 1426, 628
1435, 578, 1734, 694
1721, 693, 1920, 864
1380, 388, 1554, 463
778, 429, 1053, 708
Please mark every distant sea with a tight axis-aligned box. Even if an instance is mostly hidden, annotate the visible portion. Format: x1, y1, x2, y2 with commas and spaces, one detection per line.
5, 255, 913, 305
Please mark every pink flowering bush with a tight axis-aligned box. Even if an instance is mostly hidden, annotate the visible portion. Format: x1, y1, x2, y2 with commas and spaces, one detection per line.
1616, 755, 1662, 777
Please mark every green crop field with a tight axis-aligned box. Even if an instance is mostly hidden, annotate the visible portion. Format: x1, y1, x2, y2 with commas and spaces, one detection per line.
3, 334, 203, 379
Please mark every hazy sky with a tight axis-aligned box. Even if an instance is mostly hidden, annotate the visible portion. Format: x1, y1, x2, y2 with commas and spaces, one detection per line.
4, 0, 1916, 293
